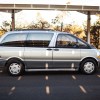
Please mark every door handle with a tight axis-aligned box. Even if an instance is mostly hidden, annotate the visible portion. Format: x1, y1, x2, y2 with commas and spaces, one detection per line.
54, 49, 59, 51
47, 48, 52, 51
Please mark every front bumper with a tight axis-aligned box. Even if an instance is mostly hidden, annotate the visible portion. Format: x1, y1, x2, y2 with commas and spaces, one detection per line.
0, 59, 6, 69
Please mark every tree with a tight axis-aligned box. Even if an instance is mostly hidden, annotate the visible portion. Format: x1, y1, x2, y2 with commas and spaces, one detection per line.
29, 12, 50, 29
52, 11, 67, 31
28, 20, 50, 29
0, 21, 11, 32
90, 20, 100, 48
63, 24, 84, 38
83, 15, 100, 48
0, 20, 30, 32
37, 20, 50, 29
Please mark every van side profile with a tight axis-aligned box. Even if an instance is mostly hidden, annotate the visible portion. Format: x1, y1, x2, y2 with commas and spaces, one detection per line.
0, 30, 100, 76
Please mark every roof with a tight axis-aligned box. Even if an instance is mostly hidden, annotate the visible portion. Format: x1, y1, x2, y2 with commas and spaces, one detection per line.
6, 29, 56, 34
0, 4, 100, 15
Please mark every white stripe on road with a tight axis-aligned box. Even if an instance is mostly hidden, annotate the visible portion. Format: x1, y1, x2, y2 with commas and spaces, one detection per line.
11, 87, 16, 91
8, 91, 13, 95
72, 75, 76, 80
8, 86, 16, 95
79, 85, 87, 94
18, 76, 22, 81
45, 76, 48, 80
97, 75, 100, 78
46, 86, 50, 95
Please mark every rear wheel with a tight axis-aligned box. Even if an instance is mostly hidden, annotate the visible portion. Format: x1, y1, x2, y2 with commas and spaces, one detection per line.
80, 59, 97, 75
6, 59, 24, 76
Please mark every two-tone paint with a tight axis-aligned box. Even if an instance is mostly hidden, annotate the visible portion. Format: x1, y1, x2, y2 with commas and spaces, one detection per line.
0, 31, 100, 72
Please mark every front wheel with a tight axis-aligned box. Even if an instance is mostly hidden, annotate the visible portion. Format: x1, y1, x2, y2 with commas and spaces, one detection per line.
80, 59, 97, 75
6, 60, 24, 76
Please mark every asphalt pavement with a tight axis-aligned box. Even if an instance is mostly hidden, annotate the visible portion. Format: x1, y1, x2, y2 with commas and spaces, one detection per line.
0, 70, 100, 100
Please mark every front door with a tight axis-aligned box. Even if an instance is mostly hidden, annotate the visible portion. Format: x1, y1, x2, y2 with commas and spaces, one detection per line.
52, 34, 81, 69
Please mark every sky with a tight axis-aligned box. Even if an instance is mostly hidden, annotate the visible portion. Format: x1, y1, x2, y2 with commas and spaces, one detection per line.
0, 0, 99, 27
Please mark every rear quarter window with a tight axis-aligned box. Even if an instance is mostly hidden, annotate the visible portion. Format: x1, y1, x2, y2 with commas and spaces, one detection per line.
0, 33, 27, 47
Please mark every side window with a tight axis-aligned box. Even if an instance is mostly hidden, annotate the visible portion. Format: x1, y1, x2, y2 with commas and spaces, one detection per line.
56, 34, 77, 48
0, 33, 27, 47
26, 33, 53, 47
78, 39, 89, 48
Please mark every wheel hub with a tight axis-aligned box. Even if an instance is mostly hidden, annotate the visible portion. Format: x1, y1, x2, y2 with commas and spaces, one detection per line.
84, 62, 95, 74
9, 63, 21, 75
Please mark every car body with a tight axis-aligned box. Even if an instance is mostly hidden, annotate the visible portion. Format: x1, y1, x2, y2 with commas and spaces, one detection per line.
0, 30, 100, 76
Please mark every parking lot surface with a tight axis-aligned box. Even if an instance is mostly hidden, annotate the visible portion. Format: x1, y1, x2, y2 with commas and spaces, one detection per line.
0, 70, 100, 100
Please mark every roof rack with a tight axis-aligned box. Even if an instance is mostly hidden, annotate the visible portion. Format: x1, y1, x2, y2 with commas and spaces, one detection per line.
15, 29, 54, 31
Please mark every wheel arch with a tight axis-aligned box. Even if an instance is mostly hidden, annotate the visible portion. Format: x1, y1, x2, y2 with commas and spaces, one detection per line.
80, 57, 98, 68
5, 57, 25, 67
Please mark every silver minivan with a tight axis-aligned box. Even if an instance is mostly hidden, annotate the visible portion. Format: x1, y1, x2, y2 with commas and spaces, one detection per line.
0, 30, 100, 76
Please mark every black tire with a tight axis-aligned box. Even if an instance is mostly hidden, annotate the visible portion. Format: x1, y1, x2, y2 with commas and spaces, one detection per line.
6, 59, 24, 76
80, 59, 97, 75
